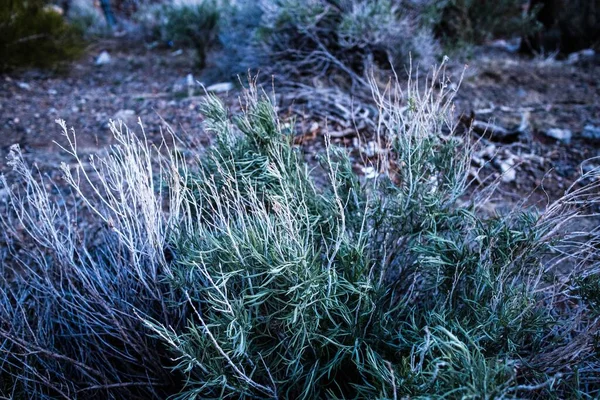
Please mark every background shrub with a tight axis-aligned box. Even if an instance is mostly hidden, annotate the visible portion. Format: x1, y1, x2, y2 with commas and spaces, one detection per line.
218, 0, 438, 89
136, 0, 220, 68
164, 0, 220, 68
431, 0, 538, 47
521, 0, 600, 54
0, 0, 85, 72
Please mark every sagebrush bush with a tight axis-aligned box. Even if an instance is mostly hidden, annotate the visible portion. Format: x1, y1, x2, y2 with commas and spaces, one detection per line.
66, 0, 112, 38
218, 0, 438, 89
0, 0, 85, 72
1, 66, 600, 399
165, 0, 220, 68
136, 0, 220, 68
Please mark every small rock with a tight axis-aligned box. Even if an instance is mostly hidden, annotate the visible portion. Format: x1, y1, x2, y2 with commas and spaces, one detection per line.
206, 82, 234, 93
543, 128, 572, 143
496, 155, 518, 184
186, 74, 194, 86
567, 48, 595, 64
17, 82, 31, 90
582, 124, 600, 141
186, 74, 195, 96
500, 160, 516, 183
471, 155, 484, 167
43, 4, 64, 15
95, 51, 111, 66
0, 188, 9, 201
490, 39, 520, 53
361, 166, 378, 180
48, 89, 57, 95
518, 110, 531, 134
172, 75, 195, 95
112, 109, 136, 125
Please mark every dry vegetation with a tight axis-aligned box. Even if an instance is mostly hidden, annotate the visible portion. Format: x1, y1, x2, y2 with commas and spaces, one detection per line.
1, 0, 600, 399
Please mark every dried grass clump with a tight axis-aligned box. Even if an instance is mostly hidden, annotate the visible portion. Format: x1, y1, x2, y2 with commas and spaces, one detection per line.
1, 67, 600, 399
0, 121, 191, 399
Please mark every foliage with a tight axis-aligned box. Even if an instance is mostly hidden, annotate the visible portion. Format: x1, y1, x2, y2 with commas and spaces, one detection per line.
218, 0, 438, 89
0, 0, 85, 72
521, 0, 600, 54
143, 66, 600, 399
0, 122, 190, 399
431, 0, 539, 46
137, 0, 221, 69
164, 0, 220, 68
1, 67, 600, 398
66, 0, 112, 38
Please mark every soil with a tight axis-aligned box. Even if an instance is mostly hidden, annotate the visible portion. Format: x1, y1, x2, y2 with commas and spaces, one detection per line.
1, 39, 599, 216
456, 46, 600, 207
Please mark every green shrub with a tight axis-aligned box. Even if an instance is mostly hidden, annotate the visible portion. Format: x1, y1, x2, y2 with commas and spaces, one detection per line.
0, 0, 85, 72
165, 0, 220, 68
144, 67, 600, 398
137, 0, 220, 69
1, 67, 600, 398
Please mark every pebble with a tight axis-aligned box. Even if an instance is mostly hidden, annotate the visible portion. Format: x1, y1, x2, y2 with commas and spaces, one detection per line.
499, 158, 516, 183
206, 82, 234, 93
361, 166, 378, 179
112, 109, 137, 125
582, 124, 600, 141
172, 74, 195, 95
543, 128, 572, 143
17, 82, 31, 90
567, 48, 595, 65
95, 51, 111, 66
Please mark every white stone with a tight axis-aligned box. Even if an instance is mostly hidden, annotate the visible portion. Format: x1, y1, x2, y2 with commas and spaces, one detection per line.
361, 166, 378, 179
567, 48, 595, 64
95, 51, 111, 65
112, 109, 136, 125
500, 159, 516, 183
544, 128, 572, 143
582, 125, 600, 141
206, 82, 234, 93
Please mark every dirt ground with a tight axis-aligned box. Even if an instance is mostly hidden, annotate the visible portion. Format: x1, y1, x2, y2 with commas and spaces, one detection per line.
1, 39, 599, 214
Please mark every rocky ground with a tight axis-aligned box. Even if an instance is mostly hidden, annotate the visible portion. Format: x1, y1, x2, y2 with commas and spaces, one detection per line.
0, 39, 599, 215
